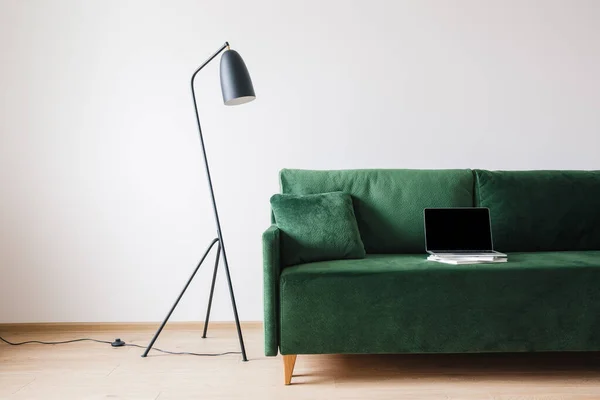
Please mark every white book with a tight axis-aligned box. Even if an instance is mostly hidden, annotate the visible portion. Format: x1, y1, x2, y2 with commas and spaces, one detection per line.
427, 255, 508, 265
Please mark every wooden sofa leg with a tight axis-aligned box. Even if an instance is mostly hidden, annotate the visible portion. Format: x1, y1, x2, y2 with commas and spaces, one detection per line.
283, 354, 297, 385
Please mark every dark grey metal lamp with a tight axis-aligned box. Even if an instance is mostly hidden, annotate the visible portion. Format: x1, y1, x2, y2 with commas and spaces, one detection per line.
142, 42, 254, 361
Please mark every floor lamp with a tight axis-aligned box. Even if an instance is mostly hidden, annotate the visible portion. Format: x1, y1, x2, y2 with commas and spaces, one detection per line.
142, 42, 254, 361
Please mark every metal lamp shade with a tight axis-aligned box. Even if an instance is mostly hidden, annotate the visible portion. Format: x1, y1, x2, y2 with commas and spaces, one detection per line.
220, 50, 256, 106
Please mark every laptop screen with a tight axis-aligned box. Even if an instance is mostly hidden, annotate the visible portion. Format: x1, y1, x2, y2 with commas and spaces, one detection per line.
424, 208, 493, 251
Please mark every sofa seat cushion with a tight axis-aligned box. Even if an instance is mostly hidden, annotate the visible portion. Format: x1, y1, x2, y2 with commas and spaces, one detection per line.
279, 252, 600, 355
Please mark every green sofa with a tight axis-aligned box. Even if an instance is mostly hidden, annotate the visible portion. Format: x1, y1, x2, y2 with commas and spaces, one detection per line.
263, 169, 600, 384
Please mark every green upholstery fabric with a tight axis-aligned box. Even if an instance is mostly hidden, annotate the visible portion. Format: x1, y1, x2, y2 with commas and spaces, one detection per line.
475, 170, 600, 252
262, 225, 280, 357
280, 252, 600, 355
279, 169, 474, 253
271, 192, 365, 266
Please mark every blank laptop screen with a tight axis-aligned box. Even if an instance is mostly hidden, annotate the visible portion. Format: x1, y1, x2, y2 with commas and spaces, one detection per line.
424, 208, 493, 251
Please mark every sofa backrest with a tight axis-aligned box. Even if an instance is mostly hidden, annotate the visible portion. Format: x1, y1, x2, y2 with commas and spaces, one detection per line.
279, 169, 474, 253
474, 169, 600, 252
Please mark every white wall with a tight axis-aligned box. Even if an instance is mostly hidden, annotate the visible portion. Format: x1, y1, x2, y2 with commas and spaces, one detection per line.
0, 0, 599, 323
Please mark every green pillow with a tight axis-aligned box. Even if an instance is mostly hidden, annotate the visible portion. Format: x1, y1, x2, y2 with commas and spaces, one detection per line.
270, 191, 366, 267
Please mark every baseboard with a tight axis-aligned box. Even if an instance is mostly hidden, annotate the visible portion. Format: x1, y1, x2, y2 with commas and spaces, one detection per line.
0, 321, 263, 333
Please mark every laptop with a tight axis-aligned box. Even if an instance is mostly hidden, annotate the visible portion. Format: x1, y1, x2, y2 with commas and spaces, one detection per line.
424, 207, 507, 258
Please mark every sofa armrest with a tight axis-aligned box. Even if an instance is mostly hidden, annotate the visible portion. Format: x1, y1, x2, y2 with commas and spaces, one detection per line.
263, 224, 281, 356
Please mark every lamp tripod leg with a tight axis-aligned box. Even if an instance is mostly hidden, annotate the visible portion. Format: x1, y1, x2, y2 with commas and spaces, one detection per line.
141, 238, 219, 357
202, 243, 221, 338
219, 244, 248, 361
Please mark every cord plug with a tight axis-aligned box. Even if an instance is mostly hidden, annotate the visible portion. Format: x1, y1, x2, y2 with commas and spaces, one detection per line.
111, 338, 125, 347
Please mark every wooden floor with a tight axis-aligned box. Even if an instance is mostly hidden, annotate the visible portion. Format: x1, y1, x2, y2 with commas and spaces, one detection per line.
2, 325, 600, 399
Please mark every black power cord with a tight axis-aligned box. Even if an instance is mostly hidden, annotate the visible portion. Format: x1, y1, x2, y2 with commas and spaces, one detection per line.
0, 335, 241, 357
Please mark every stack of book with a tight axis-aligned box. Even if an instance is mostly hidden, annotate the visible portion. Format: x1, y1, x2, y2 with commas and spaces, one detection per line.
427, 254, 507, 265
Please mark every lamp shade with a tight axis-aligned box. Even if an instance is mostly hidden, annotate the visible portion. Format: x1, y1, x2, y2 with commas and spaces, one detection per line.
220, 50, 256, 106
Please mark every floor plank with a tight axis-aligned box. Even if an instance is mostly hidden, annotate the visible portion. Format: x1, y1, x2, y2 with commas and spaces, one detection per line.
1, 326, 600, 399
